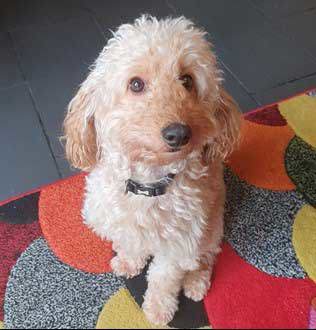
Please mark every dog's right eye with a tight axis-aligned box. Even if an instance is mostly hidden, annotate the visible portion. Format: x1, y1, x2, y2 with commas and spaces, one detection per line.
129, 77, 145, 93
179, 74, 193, 91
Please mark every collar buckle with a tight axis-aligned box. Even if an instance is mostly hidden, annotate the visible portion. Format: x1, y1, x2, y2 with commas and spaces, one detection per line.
125, 173, 175, 197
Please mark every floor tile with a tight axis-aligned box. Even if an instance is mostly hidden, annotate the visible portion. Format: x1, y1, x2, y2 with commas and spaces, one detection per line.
0, 84, 59, 201
11, 14, 104, 82
0, 32, 23, 89
29, 73, 83, 177
84, 0, 173, 40
273, 9, 316, 60
256, 75, 316, 105
255, 74, 316, 105
1, 0, 86, 31
220, 64, 260, 113
251, 0, 316, 18
168, 0, 316, 92
11, 14, 105, 176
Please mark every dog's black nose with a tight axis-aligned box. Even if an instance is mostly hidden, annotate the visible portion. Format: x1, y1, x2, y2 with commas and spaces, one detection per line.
161, 123, 192, 148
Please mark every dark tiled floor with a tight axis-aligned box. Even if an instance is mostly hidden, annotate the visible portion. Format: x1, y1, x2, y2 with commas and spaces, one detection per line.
0, 0, 316, 200
11, 13, 105, 177
0, 84, 60, 200
0, 32, 23, 89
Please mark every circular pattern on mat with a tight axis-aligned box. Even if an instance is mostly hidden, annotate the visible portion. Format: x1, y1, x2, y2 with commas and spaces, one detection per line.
96, 288, 160, 329
204, 243, 316, 329
309, 297, 316, 329
226, 120, 295, 190
279, 93, 316, 148
292, 205, 316, 282
39, 173, 113, 274
4, 238, 124, 329
285, 136, 316, 207
125, 262, 210, 329
97, 288, 212, 329
0, 221, 41, 321
244, 104, 287, 126
0, 192, 39, 224
224, 167, 305, 278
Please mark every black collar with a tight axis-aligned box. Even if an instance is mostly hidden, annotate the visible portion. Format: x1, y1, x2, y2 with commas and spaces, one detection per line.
125, 173, 176, 197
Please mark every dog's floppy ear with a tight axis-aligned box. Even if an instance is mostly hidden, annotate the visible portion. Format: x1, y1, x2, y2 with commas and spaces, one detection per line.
203, 88, 241, 162
63, 86, 99, 171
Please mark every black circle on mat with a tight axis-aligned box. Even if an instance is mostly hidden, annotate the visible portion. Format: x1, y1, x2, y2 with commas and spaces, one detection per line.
4, 238, 124, 329
125, 261, 209, 329
0, 192, 39, 224
285, 136, 316, 207
224, 167, 306, 278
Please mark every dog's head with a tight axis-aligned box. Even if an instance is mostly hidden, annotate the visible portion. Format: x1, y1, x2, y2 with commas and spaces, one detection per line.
63, 15, 240, 171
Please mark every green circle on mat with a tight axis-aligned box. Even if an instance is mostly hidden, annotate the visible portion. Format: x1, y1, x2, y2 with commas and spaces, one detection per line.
4, 238, 124, 329
285, 136, 316, 207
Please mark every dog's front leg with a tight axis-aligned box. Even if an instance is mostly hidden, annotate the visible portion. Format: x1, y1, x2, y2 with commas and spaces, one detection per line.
110, 244, 150, 279
182, 252, 217, 302
142, 255, 188, 326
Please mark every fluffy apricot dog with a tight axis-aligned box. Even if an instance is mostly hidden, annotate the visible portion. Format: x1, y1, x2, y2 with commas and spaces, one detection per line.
63, 15, 240, 325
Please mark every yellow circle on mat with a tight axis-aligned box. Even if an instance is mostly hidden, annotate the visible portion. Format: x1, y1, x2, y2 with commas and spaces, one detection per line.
96, 288, 212, 329
279, 94, 316, 148
0, 321, 4, 329
96, 288, 167, 329
293, 205, 316, 281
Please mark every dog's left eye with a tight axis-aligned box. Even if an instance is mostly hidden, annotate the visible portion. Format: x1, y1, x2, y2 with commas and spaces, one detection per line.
129, 77, 145, 93
180, 74, 193, 91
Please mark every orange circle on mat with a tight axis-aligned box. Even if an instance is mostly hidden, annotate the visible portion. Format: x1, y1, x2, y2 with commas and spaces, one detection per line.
39, 173, 113, 274
227, 119, 295, 190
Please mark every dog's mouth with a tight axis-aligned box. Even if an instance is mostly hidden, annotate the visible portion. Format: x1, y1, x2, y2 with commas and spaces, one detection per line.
128, 139, 195, 165
169, 147, 181, 153
132, 145, 190, 165
161, 144, 194, 161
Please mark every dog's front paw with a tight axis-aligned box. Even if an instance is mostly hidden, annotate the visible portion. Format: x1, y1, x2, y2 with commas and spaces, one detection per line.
110, 255, 144, 279
142, 290, 178, 326
183, 269, 211, 302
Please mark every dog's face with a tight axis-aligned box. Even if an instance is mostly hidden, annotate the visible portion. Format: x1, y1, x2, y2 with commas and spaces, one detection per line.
63, 16, 240, 171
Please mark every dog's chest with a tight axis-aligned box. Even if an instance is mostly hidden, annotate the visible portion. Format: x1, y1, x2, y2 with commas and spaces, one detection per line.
84, 163, 212, 255
122, 181, 206, 237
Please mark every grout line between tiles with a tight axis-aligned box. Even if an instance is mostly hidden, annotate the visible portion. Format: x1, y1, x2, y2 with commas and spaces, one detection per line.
254, 71, 316, 95
219, 59, 262, 106
90, 13, 109, 42
270, 71, 316, 89
6, 31, 26, 81
27, 84, 63, 178
0, 80, 26, 92
165, 0, 178, 15
7, 30, 63, 179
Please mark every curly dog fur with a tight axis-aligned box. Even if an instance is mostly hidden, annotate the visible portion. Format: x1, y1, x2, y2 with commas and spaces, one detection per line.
63, 15, 240, 325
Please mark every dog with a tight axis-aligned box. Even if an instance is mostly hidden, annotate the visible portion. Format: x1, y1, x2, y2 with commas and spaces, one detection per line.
63, 15, 240, 325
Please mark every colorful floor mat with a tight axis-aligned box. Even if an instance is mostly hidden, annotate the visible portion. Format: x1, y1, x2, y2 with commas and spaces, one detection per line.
1, 89, 316, 329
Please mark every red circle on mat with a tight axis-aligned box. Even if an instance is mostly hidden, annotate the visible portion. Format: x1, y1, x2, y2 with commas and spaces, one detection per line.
204, 243, 316, 329
0, 221, 41, 320
245, 104, 287, 126
39, 173, 113, 274
312, 297, 316, 309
